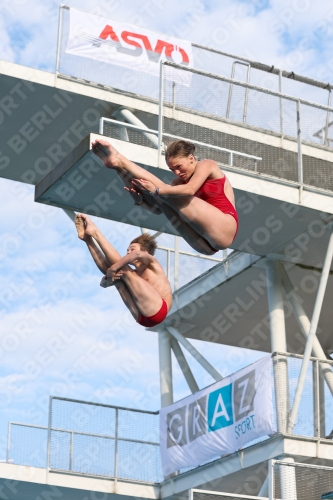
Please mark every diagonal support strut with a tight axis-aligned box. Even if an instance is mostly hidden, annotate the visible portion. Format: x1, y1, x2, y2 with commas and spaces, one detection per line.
166, 326, 223, 382
288, 225, 333, 433
170, 337, 199, 394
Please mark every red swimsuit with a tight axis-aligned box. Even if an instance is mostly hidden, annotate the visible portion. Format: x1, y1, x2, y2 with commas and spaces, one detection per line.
194, 175, 238, 249
137, 298, 168, 327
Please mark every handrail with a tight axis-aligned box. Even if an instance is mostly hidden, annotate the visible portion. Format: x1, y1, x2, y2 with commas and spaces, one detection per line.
99, 117, 262, 163
157, 245, 225, 262
272, 351, 333, 364
163, 61, 333, 112
8, 422, 159, 445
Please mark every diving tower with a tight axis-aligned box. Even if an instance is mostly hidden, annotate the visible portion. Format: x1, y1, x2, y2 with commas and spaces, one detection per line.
2, 6, 333, 498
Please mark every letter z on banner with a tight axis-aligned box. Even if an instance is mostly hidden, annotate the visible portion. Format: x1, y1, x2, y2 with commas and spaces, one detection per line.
65, 8, 193, 86
160, 355, 275, 475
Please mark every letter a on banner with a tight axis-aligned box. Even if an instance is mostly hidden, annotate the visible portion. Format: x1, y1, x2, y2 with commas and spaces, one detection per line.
212, 393, 230, 426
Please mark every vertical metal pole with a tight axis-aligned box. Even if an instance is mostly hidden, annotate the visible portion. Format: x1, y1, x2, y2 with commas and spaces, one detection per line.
318, 363, 324, 438
174, 236, 179, 291
158, 329, 173, 407
99, 118, 104, 135
69, 432, 73, 471
167, 249, 171, 281
55, 5, 64, 85
296, 99, 303, 202
46, 396, 53, 483
114, 408, 118, 492
172, 82, 176, 112
288, 225, 333, 433
157, 62, 165, 168
226, 63, 236, 119
6, 422, 11, 463
324, 90, 332, 146
279, 70, 284, 137
268, 459, 274, 500
228, 152, 233, 166
266, 260, 289, 433
313, 359, 320, 438
243, 65, 251, 124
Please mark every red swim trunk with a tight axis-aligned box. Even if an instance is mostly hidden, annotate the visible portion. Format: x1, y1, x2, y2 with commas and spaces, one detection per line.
137, 299, 168, 327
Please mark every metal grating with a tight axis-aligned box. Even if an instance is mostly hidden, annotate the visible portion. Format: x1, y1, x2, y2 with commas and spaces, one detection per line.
273, 461, 333, 500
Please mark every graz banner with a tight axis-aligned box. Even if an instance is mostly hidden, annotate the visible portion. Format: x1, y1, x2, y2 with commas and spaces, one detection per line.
65, 8, 193, 85
159, 355, 275, 475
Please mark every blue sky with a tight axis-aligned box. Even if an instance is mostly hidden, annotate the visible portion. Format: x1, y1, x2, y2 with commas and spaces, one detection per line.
0, 0, 333, 463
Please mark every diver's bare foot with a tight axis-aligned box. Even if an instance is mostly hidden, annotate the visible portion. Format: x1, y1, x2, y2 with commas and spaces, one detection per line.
91, 139, 120, 168
75, 214, 98, 240
81, 215, 98, 238
75, 215, 86, 240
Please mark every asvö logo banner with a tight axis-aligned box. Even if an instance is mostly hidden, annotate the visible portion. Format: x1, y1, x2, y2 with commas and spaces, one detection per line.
159, 356, 275, 475
65, 8, 193, 86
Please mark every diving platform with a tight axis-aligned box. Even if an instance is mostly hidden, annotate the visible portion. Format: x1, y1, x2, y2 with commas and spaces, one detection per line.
3, 25, 333, 499
34, 134, 333, 262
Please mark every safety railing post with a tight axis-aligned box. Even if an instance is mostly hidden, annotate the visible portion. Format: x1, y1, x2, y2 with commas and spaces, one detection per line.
324, 90, 332, 146
114, 408, 119, 491
313, 359, 320, 438
174, 236, 179, 290
296, 99, 303, 201
69, 431, 73, 471
279, 70, 284, 137
46, 396, 52, 483
55, 5, 65, 85
99, 117, 104, 135
6, 422, 10, 463
167, 249, 171, 281
158, 61, 165, 168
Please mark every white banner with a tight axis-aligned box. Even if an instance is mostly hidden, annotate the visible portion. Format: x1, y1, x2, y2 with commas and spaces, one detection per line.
65, 9, 193, 86
159, 356, 275, 475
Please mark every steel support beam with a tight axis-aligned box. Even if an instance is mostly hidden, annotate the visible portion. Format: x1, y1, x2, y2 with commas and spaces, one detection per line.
166, 326, 223, 382
280, 264, 333, 397
313, 360, 326, 438
266, 260, 289, 433
170, 337, 199, 394
113, 107, 158, 147
288, 226, 333, 433
158, 329, 173, 408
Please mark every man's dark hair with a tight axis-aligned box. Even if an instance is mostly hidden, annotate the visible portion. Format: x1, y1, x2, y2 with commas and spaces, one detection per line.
131, 233, 157, 255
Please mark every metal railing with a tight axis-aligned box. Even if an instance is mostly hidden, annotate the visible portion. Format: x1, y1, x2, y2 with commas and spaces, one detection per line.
7, 398, 162, 484
155, 237, 227, 291
272, 352, 333, 439
99, 116, 262, 168
160, 61, 333, 197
